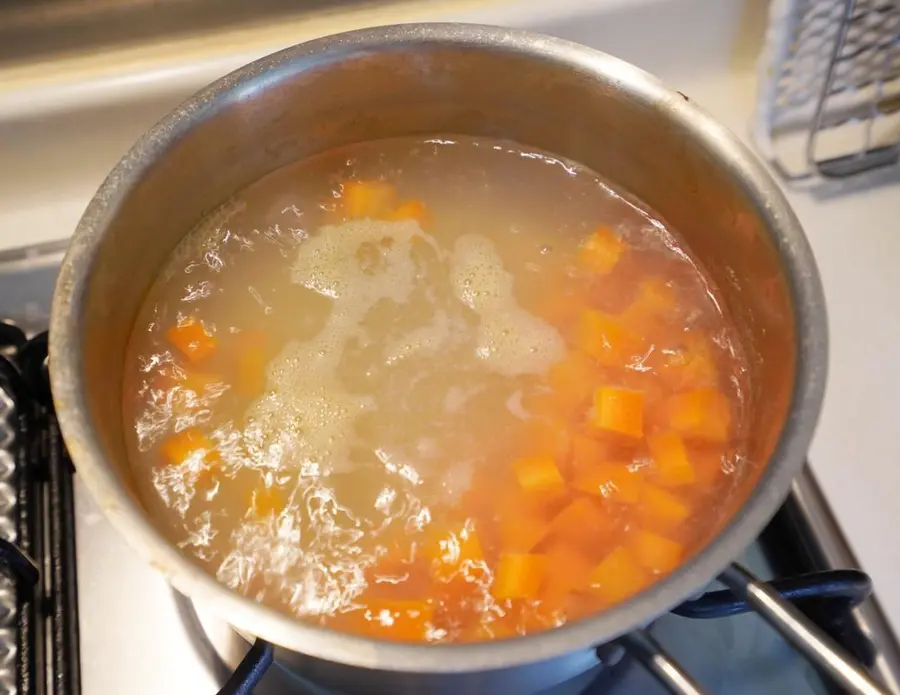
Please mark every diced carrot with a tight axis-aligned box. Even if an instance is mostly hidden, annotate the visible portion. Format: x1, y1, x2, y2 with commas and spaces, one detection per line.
640, 485, 691, 526
250, 487, 285, 517
512, 455, 565, 497
666, 388, 731, 442
630, 530, 684, 574
574, 463, 645, 504
590, 387, 644, 439
522, 418, 572, 462
589, 547, 649, 604
178, 370, 225, 396
571, 435, 612, 471
365, 599, 434, 641
492, 553, 548, 600
550, 497, 613, 545
166, 319, 216, 363
500, 513, 550, 554
544, 542, 595, 593
161, 427, 216, 465
498, 485, 558, 518
574, 310, 641, 367
388, 200, 431, 227
422, 523, 484, 580
630, 278, 677, 316
342, 180, 397, 219
647, 432, 696, 486
577, 226, 625, 275
547, 351, 601, 412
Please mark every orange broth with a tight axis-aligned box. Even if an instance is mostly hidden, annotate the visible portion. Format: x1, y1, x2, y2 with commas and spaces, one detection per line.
122, 135, 750, 643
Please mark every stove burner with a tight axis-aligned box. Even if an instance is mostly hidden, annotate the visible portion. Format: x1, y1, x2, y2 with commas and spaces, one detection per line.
0, 325, 80, 695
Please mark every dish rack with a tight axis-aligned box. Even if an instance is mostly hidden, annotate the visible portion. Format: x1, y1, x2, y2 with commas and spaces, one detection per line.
755, 0, 900, 180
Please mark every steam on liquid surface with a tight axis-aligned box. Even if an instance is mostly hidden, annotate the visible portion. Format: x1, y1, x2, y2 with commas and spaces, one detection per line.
122, 136, 750, 642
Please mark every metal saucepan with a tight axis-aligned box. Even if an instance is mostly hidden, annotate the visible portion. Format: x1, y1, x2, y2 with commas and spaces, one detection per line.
47, 23, 885, 695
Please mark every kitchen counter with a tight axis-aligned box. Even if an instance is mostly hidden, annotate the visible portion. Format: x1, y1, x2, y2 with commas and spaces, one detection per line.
1, 0, 899, 691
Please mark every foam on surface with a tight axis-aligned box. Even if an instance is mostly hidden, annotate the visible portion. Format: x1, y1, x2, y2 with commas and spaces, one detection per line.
450, 234, 565, 376
243, 219, 427, 475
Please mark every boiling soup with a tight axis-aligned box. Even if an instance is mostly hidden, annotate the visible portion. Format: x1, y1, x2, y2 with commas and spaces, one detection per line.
123, 135, 750, 642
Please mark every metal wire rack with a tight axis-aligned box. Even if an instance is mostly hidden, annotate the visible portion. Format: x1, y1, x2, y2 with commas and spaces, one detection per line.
755, 0, 900, 180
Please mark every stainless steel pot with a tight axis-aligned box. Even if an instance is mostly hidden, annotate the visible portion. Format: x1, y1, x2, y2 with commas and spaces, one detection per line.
48, 22, 872, 695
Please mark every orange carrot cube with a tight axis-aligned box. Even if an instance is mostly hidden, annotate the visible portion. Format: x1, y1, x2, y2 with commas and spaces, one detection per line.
574, 463, 645, 504
640, 485, 691, 526
500, 514, 550, 554
178, 371, 225, 396
630, 278, 677, 315
571, 435, 612, 470
250, 487, 285, 517
574, 310, 641, 366
522, 419, 572, 462
578, 226, 625, 275
388, 200, 431, 227
492, 553, 548, 600
513, 455, 566, 497
161, 427, 215, 465
166, 319, 216, 363
667, 388, 731, 442
589, 547, 649, 604
342, 180, 397, 219
630, 530, 684, 574
498, 486, 557, 518
550, 497, 613, 544
544, 542, 595, 593
647, 432, 695, 486
591, 387, 644, 439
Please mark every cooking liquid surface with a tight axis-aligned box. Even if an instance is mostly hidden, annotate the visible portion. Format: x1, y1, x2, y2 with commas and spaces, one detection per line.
123, 135, 751, 642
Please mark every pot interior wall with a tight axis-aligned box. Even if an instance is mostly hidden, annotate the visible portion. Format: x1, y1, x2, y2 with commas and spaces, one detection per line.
78, 35, 795, 528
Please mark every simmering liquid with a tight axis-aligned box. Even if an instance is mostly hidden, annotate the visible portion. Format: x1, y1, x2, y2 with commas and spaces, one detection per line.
123, 136, 750, 642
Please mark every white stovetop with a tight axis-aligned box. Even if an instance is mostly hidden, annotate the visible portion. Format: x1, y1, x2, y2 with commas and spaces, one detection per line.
1, 0, 899, 692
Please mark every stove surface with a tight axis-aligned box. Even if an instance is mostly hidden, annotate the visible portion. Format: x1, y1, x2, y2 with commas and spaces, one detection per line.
2, 241, 896, 695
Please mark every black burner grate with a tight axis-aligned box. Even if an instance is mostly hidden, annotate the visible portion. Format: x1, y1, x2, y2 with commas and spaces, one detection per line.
0, 327, 80, 695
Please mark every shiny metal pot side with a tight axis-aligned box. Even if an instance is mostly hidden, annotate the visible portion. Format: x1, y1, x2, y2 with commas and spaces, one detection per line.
48, 23, 827, 695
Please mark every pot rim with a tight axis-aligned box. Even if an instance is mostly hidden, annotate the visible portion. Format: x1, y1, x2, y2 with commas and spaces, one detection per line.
48, 22, 827, 673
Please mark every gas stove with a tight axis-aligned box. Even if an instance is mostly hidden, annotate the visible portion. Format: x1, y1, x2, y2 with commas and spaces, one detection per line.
0, 240, 897, 695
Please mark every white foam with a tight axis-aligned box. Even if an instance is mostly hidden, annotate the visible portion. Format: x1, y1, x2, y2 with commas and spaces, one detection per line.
450, 234, 565, 377
383, 309, 454, 365
449, 234, 514, 311
241, 219, 429, 475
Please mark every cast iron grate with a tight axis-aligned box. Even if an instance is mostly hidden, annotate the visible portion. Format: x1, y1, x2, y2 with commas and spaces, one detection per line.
0, 326, 79, 695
